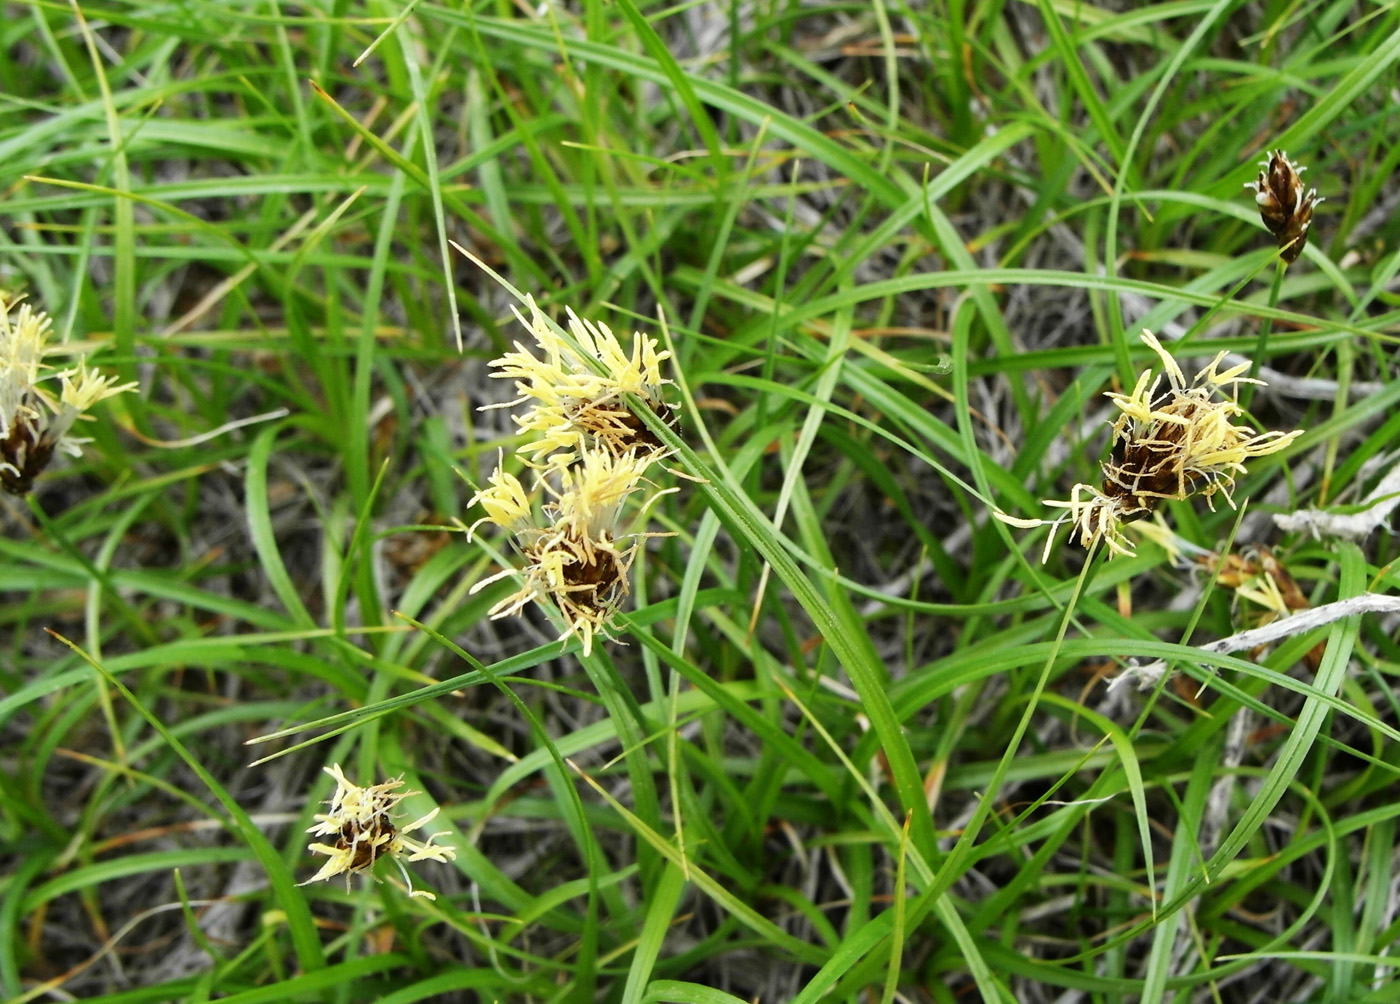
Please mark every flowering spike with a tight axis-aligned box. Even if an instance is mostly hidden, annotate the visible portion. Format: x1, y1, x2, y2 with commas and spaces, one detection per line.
0, 300, 135, 494
1245, 150, 1322, 264
301, 764, 455, 900
468, 447, 675, 655
486, 296, 678, 466
997, 331, 1301, 560
468, 297, 682, 653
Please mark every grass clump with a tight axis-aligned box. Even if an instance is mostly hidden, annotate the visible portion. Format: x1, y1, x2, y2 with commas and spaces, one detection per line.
1, 3, 1399, 1003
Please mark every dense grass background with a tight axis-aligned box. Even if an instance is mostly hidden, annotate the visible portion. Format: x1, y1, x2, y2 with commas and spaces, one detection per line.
3, 1, 1400, 1001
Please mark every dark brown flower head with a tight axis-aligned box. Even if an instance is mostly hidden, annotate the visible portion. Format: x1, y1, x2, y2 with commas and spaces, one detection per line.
996, 331, 1302, 560
0, 410, 57, 496
467, 448, 675, 655
301, 764, 455, 899
1245, 150, 1322, 264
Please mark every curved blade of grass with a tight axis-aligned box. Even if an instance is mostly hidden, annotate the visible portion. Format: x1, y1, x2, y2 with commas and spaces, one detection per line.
394, 613, 605, 991
641, 983, 752, 1004
619, 861, 687, 1004
1259, 24, 1400, 175
47, 630, 325, 972
777, 681, 1009, 1002
1102, 0, 1235, 378
1202, 543, 1365, 874
630, 402, 940, 860
1036, 692, 1156, 919
611, 0, 723, 180
568, 757, 827, 967
246, 422, 314, 627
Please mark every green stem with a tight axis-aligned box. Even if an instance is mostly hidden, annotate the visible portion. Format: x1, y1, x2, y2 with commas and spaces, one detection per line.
1241, 258, 1287, 411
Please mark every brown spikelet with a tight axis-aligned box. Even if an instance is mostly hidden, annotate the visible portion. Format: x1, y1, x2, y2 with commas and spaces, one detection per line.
300, 764, 455, 899
0, 409, 56, 496
1245, 150, 1322, 265
996, 331, 1303, 561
